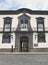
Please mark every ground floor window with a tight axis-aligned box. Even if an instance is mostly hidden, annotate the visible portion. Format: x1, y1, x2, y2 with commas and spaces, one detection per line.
2, 33, 11, 43
38, 32, 46, 43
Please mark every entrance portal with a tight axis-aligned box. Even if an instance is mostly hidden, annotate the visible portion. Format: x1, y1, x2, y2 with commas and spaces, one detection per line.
20, 36, 28, 52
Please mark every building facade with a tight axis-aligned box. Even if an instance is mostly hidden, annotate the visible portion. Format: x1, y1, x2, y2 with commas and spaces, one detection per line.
0, 8, 48, 52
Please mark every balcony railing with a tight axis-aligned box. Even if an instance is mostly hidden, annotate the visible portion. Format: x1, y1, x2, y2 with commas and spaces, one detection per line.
0, 27, 48, 32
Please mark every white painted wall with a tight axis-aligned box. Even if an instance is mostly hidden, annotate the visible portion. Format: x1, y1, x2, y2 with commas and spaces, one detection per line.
0, 33, 15, 48
29, 14, 48, 48
33, 33, 48, 48
0, 13, 48, 48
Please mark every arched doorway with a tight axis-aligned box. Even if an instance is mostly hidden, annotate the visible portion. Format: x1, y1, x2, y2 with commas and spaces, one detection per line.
20, 36, 29, 52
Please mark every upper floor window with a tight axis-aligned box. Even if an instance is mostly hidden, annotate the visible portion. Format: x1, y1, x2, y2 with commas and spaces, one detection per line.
18, 12, 30, 30
3, 17, 12, 31
20, 17, 28, 29
37, 17, 45, 31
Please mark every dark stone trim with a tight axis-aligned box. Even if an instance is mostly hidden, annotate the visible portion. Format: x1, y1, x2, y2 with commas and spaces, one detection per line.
0, 48, 48, 52
0, 48, 15, 52
0, 8, 48, 15
17, 13, 31, 32
3, 17, 13, 19
33, 48, 48, 52
20, 36, 29, 52
0, 30, 48, 33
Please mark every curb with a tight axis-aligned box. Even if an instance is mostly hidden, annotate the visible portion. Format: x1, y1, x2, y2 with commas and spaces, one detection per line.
0, 52, 48, 55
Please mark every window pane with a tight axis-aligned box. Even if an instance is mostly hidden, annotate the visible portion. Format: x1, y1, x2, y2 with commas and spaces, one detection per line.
38, 24, 43, 31
2, 33, 11, 43
5, 20, 11, 24
21, 18, 28, 24
3, 38, 10, 43
38, 33, 45, 42
5, 24, 10, 29
4, 18, 12, 31
38, 19, 43, 23
37, 18, 44, 31
21, 24, 28, 29
20, 17, 28, 29
5, 20, 11, 29
24, 19, 28, 24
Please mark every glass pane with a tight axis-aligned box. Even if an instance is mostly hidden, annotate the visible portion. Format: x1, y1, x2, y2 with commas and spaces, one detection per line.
21, 19, 23, 24
37, 18, 44, 31
24, 19, 28, 24
2, 33, 10, 43
5, 19, 11, 24
4, 19, 11, 30
5, 24, 10, 29
21, 24, 28, 29
38, 19, 43, 23
21, 18, 28, 24
38, 33, 45, 42
38, 24, 43, 31
3, 38, 10, 43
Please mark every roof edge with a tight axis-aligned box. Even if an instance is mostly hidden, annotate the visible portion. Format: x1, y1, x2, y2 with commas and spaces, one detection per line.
0, 8, 48, 15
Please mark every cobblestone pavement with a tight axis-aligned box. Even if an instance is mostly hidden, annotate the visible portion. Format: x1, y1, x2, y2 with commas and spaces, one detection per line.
0, 54, 48, 65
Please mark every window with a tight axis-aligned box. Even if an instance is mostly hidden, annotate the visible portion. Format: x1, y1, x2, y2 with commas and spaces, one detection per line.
4, 17, 12, 31
5, 20, 11, 29
37, 17, 46, 43
37, 17, 45, 31
38, 33, 46, 42
18, 11, 29, 30
2, 33, 11, 43
21, 18, 28, 29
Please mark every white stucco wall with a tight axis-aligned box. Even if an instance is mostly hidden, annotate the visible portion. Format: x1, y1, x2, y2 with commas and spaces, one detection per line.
0, 14, 48, 30
0, 13, 48, 48
26, 14, 48, 48
0, 33, 15, 48
33, 33, 48, 48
